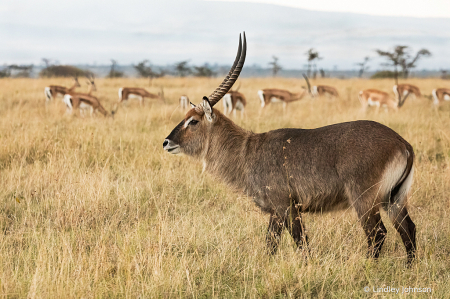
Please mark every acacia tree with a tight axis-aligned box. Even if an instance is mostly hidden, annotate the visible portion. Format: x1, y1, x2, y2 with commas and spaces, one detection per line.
134, 60, 164, 78
193, 64, 215, 77
376, 46, 431, 84
305, 49, 321, 78
356, 57, 370, 78
42, 58, 53, 68
175, 61, 191, 77
108, 59, 124, 78
400, 49, 431, 78
268, 56, 282, 77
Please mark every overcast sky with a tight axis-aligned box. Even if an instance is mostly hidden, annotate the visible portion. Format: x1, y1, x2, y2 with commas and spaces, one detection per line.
1, 0, 449, 69
209, 0, 450, 18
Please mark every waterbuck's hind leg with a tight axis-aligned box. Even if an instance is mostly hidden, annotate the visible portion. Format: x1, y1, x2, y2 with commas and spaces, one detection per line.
389, 206, 416, 264
363, 210, 387, 259
266, 213, 284, 255
284, 208, 309, 250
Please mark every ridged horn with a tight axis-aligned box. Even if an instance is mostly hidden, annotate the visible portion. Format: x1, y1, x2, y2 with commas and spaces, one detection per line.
206, 32, 247, 107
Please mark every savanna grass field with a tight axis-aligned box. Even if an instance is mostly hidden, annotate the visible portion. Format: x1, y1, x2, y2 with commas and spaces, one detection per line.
1, 77, 450, 298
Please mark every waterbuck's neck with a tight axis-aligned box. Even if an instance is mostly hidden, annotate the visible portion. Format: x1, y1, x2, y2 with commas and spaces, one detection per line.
203, 113, 255, 191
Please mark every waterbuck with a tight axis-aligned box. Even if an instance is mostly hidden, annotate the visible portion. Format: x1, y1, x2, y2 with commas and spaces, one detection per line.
163, 33, 416, 264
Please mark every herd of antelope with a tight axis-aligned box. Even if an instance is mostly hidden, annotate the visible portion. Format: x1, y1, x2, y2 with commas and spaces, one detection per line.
44, 75, 165, 117
43, 33, 450, 265
45, 71, 449, 118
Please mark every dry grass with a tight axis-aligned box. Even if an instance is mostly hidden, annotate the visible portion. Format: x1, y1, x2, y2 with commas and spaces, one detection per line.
1, 77, 449, 298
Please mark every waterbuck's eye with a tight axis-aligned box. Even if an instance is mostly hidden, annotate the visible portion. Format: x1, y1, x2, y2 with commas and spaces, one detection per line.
189, 120, 199, 126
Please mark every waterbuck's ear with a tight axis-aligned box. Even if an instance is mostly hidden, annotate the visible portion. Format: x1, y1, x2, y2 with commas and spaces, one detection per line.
190, 102, 196, 108
202, 96, 214, 122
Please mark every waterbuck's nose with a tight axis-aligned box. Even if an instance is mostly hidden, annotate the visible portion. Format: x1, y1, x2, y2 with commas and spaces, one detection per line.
163, 139, 169, 148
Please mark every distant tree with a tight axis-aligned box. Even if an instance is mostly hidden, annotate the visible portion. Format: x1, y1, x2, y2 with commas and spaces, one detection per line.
40, 65, 87, 77
441, 70, 449, 80
175, 60, 191, 77
376, 46, 431, 84
8, 65, 33, 78
41, 58, 53, 68
319, 68, 326, 78
268, 56, 282, 77
400, 49, 431, 78
134, 60, 164, 78
107, 59, 124, 78
0, 65, 11, 78
356, 57, 370, 78
305, 49, 321, 78
193, 64, 216, 77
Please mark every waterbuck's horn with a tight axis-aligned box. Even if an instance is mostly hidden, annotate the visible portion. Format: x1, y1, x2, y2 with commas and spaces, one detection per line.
206, 32, 247, 107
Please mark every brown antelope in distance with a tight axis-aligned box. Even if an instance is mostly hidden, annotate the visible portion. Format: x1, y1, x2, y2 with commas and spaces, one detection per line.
118, 87, 165, 106
257, 88, 307, 111
393, 84, 421, 103
163, 33, 416, 264
44, 77, 80, 101
222, 85, 246, 118
63, 93, 114, 117
311, 85, 339, 98
359, 89, 399, 113
179, 95, 190, 110
432, 88, 450, 105
303, 75, 338, 98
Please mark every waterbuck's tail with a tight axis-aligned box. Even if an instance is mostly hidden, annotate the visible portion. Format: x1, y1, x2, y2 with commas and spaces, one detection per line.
383, 145, 415, 216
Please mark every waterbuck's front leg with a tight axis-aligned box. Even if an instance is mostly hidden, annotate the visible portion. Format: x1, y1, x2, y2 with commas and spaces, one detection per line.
266, 213, 284, 254
284, 208, 309, 250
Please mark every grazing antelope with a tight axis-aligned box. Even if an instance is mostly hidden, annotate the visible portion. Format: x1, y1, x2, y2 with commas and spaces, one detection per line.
44, 77, 80, 101
303, 75, 338, 98
163, 33, 416, 264
393, 84, 421, 104
118, 87, 165, 106
179, 95, 190, 110
311, 85, 339, 98
257, 88, 307, 111
432, 88, 450, 105
359, 89, 398, 113
63, 93, 114, 117
223, 90, 246, 118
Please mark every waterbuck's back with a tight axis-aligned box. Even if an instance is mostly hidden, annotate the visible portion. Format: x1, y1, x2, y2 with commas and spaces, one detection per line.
234, 120, 413, 214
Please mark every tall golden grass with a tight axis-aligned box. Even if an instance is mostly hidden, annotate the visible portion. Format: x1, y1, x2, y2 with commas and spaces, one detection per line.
1, 77, 449, 298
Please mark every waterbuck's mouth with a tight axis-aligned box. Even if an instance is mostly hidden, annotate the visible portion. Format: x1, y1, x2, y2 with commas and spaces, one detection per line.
166, 146, 180, 154
163, 139, 181, 154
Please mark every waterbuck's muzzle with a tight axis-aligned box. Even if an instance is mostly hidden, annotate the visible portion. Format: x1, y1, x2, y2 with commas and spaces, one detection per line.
163, 139, 180, 154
